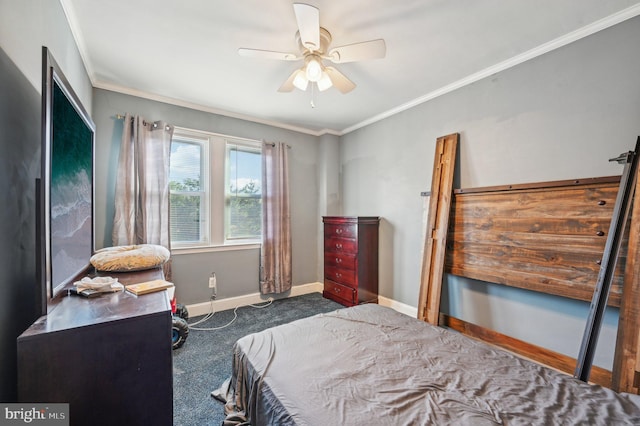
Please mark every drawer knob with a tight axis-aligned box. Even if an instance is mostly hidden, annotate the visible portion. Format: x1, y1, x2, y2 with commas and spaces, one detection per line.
335, 286, 341, 293
335, 228, 343, 234
336, 272, 342, 279
336, 243, 342, 249
336, 258, 342, 263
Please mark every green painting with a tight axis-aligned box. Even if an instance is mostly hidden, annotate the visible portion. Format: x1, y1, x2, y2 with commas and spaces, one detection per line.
50, 80, 93, 290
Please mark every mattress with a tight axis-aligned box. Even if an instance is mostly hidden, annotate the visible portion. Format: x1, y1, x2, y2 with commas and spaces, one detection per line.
213, 304, 640, 425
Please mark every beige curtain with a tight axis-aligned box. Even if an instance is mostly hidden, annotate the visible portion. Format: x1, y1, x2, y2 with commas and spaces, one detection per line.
260, 142, 292, 294
112, 114, 173, 249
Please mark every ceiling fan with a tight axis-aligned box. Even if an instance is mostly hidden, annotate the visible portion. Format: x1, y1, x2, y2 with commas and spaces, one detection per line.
238, 3, 386, 94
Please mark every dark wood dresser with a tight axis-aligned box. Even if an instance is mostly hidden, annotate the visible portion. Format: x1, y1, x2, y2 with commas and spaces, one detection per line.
322, 216, 380, 307
17, 268, 172, 426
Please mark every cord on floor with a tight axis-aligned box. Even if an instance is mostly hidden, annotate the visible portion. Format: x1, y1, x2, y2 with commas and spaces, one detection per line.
188, 298, 274, 331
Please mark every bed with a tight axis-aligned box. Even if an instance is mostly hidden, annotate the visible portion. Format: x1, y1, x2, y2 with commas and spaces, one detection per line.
213, 304, 640, 425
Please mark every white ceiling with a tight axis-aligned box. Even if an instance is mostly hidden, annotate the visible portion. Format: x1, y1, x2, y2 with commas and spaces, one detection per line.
62, 0, 640, 135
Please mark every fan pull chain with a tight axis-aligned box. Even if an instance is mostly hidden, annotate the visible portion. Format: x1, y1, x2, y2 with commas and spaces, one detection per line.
310, 82, 316, 108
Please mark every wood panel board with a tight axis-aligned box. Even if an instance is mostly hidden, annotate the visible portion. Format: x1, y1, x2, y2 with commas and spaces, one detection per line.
454, 175, 621, 195
445, 176, 627, 304
447, 263, 621, 306
418, 133, 459, 323
452, 185, 619, 218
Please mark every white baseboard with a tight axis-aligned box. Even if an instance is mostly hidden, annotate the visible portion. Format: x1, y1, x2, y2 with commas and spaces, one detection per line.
186, 282, 323, 317
378, 296, 418, 318
186, 282, 418, 319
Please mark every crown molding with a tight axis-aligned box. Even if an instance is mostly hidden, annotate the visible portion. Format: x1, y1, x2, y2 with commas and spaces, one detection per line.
340, 3, 640, 135
92, 81, 340, 137
59, 0, 95, 82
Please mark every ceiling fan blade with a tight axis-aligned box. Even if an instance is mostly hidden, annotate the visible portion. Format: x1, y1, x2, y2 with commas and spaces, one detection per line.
293, 3, 320, 51
278, 69, 303, 92
238, 48, 299, 61
325, 66, 356, 94
328, 39, 386, 63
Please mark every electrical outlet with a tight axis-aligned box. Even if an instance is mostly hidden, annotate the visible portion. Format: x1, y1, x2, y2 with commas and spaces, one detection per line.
209, 272, 217, 298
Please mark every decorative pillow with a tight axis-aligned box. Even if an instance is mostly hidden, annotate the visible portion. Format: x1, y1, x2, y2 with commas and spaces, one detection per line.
90, 244, 170, 272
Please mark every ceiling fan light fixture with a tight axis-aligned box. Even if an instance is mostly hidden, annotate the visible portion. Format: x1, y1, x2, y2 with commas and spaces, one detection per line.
305, 56, 323, 82
317, 71, 333, 91
239, 4, 384, 97
292, 69, 309, 91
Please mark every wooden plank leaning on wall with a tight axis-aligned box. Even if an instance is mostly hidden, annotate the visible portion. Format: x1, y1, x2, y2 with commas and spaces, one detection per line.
417, 133, 458, 324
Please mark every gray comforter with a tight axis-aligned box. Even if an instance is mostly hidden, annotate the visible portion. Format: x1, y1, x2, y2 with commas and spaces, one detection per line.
213, 304, 640, 425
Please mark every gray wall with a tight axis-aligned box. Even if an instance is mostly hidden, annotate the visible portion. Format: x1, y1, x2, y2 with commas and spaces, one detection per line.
316, 133, 341, 280
0, 0, 92, 401
339, 16, 640, 369
92, 89, 322, 304
0, 45, 41, 404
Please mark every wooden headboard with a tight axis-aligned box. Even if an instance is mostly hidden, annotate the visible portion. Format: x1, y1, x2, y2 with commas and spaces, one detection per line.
418, 133, 640, 393
446, 176, 625, 306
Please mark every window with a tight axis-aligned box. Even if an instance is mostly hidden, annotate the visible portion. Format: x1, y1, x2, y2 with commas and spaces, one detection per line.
169, 135, 208, 245
225, 143, 262, 241
169, 128, 262, 248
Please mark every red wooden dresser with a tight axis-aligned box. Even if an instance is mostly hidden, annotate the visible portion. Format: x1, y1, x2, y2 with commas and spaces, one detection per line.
322, 216, 380, 306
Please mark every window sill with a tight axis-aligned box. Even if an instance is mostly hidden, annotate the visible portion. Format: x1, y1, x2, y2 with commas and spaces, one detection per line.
171, 243, 261, 256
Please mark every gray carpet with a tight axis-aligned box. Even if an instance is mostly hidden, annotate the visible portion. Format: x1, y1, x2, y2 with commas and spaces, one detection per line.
172, 292, 343, 426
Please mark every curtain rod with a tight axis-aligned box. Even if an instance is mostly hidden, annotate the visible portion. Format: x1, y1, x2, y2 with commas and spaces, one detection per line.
115, 114, 171, 131
117, 115, 289, 147
265, 142, 291, 149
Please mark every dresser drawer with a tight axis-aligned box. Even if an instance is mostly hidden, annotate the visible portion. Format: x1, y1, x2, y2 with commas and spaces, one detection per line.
324, 252, 356, 270
323, 280, 356, 304
324, 237, 357, 254
324, 223, 356, 239
325, 266, 356, 287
